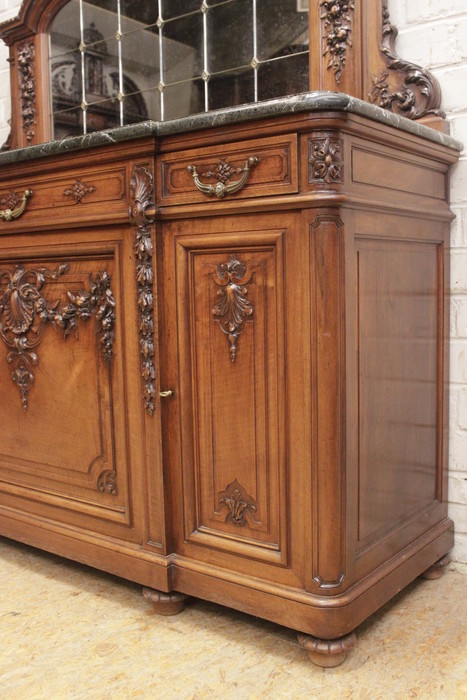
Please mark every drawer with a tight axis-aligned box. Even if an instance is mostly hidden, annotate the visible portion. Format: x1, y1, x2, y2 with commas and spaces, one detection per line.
0, 163, 127, 230
157, 133, 298, 206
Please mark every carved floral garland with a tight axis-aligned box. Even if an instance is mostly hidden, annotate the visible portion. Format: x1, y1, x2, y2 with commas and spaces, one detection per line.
320, 0, 355, 83
130, 166, 156, 415
17, 41, 36, 144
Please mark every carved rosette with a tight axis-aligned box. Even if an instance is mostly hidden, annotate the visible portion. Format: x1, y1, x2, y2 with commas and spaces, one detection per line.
370, 6, 444, 119
320, 0, 355, 83
17, 41, 36, 144
63, 179, 96, 204
130, 166, 156, 415
0, 264, 116, 411
97, 470, 117, 495
309, 136, 343, 184
212, 254, 254, 362
218, 479, 258, 527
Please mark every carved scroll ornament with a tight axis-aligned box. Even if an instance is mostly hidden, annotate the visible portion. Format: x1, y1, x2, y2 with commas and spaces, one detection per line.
320, 0, 355, 84
370, 6, 444, 119
218, 479, 258, 527
17, 41, 36, 144
212, 254, 254, 362
130, 166, 156, 416
0, 263, 115, 410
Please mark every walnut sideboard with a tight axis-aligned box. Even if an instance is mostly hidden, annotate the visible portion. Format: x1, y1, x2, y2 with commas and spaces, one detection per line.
0, 95, 461, 667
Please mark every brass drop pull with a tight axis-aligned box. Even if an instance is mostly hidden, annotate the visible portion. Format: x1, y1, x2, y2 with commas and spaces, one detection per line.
159, 389, 174, 398
187, 157, 259, 199
0, 189, 32, 221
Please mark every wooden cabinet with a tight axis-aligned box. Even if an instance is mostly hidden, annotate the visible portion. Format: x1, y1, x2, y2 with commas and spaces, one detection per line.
0, 108, 459, 666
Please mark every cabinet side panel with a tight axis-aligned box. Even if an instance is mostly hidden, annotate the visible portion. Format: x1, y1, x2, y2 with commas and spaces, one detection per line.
356, 239, 441, 553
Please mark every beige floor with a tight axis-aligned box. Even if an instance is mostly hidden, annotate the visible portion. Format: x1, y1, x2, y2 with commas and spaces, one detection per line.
0, 538, 466, 700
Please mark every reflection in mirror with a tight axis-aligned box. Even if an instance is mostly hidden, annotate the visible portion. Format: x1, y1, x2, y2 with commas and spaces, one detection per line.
49, 0, 309, 138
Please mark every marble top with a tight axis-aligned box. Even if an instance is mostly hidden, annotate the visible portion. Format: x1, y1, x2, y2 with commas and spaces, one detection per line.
0, 92, 462, 167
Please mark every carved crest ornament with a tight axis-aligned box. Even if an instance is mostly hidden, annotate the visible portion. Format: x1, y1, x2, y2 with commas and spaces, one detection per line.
130, 165, 157, 415
212, 254, 254, 362
0, 263, 116, 411
218, 479, 258, 527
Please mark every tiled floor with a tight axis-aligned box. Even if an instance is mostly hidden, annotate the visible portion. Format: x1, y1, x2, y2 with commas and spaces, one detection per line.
0, 537, 466, 699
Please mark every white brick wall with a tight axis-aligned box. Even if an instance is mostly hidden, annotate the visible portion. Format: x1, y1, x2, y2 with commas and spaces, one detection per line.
0, 0, 466, 562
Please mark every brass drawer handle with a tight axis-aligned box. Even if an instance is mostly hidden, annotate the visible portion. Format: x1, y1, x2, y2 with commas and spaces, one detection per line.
0, 189, 32, 221
159, 389, 174, 398
187, 157, 259, 199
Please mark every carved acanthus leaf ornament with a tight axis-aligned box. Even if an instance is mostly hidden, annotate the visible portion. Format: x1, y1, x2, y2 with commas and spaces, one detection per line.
370, 6, 444, 119
212, 254, 254, 362
320, 1, 355, 83
0, 263, 116, 411
130, 166, 156, 415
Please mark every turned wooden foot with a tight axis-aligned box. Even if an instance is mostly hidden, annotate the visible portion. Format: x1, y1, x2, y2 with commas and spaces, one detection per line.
419, 554, 451, 580
142, 587, 187, 615
297, 631, 356, 668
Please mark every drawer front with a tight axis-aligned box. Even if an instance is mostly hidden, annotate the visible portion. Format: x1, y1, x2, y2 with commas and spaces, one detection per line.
157, 133, 298, 206
0, 164, 127, 229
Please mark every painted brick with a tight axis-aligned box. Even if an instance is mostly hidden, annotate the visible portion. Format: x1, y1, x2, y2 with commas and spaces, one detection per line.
450, 208, 466, 249
450, 340, 467, 384
449, 428, 467, 471
450, 113, 467, 148
454, 298, 467, 339
451, 250, 467, 292
405, 0, 467, 24
449, 473, 467, 504
451, 532, 467, 562
431, 65, 467, 112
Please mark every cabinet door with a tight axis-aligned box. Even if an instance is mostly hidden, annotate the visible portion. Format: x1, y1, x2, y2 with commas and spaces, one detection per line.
0, 226, 153, 544
161, 212, 311, 588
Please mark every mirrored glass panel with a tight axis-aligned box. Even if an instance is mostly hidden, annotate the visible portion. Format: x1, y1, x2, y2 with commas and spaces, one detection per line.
49, 0, 310, 138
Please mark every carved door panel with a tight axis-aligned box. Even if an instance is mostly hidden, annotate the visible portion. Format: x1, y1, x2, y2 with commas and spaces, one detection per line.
0, 229, 149, 542
161, 212, 310, 588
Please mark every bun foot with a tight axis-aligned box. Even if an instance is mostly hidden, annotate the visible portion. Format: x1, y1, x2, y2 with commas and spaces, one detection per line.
297, 631, 356, 668
419, 554, 451, 580
142, 588, 187, 615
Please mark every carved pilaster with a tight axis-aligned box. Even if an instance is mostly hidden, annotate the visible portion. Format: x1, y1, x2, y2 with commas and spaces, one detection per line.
17, 40, 36, 144
370, 4, 444, 119
130, 166, 156, 416
0, 263, 116, 411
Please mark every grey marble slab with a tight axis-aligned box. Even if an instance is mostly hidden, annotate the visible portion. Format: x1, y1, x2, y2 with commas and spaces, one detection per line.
0, 92, 462, 167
